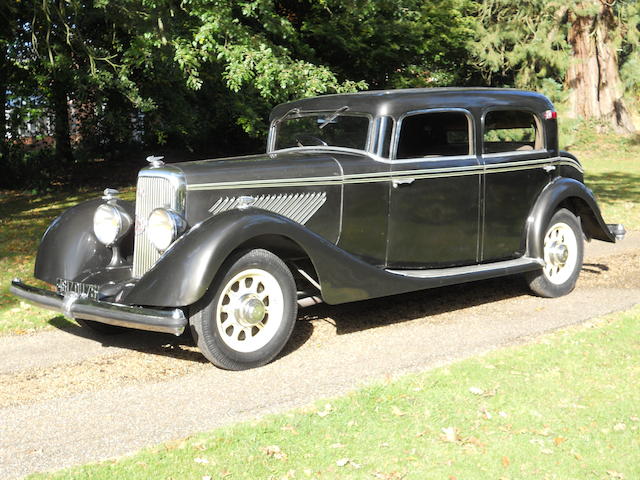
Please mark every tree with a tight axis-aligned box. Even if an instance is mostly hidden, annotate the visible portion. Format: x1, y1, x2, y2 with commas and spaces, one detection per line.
471, 0, 636, 132
566, 1, 635, 132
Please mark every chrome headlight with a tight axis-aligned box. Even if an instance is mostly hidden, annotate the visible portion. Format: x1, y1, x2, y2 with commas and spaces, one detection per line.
93, 204, 132, 246
147, 208, 187, 252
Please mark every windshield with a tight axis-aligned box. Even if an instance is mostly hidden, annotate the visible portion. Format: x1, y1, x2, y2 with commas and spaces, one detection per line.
274, 112, 371, 151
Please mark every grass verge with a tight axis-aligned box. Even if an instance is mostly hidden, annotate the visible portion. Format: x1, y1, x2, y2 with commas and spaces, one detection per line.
29, 304, 640, 479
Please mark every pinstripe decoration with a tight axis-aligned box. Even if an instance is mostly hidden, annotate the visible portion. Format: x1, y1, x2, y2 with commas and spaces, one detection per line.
208, 192, 327, 225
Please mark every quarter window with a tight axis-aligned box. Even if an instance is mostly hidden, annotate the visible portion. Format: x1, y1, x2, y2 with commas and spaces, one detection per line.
483, 110, 543, 154
396, 111, 471, 159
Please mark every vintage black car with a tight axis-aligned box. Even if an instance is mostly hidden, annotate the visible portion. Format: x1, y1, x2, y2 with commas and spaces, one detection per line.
11, 88, 625, 370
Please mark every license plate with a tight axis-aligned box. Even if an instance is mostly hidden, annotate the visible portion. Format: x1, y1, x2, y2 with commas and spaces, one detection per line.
56, 279, 99, 300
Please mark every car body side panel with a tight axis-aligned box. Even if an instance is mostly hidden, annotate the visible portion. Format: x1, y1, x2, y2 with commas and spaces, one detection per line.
334, 155, 391, 265
387, 156, 481, 268
34, 198, 134, 284
481, 152, 552, 261
123, 210, 541, 308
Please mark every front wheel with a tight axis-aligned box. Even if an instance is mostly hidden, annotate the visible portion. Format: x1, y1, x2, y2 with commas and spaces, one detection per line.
189, 249, 298, 370
526, 208, 584, 298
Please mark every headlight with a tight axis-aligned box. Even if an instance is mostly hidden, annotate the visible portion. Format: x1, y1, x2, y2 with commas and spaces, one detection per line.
93, 204, 131, 246
147, 208, 187, 252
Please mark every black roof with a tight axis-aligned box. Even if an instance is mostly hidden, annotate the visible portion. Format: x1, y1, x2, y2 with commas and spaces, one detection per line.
269, 87, 554, 121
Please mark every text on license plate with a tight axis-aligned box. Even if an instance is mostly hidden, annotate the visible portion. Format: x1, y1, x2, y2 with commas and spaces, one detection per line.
56, 279, 99, 300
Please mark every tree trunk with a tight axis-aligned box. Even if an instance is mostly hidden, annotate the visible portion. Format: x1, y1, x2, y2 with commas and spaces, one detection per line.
51, 74, 73, 163
566, 1, 635, 132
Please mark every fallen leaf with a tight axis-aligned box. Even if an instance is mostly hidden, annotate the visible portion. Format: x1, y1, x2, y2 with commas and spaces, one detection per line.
441, 426, 459, 443
554, 437, 567, 446
262, 445, 287, 460
281, 425, 299, 435
391, 406, 406, 416
613, 423, 626, 432
607, 471, 625, 479
501, 456, 510, 467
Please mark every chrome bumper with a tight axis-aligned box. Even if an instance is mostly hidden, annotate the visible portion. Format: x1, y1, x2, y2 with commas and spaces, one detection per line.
10, 279, 187, 336
607, 224, 626, 242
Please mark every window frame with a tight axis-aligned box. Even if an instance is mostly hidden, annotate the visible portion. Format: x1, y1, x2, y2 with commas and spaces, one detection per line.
390, 108, 476, 163
267, 110, 374, 153
481, 107, 546, 157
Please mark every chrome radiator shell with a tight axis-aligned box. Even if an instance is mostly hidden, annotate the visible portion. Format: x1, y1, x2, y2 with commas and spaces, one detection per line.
132, 168, 186, 278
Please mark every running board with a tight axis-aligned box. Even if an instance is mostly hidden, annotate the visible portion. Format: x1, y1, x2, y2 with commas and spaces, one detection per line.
386, 257, 543, 280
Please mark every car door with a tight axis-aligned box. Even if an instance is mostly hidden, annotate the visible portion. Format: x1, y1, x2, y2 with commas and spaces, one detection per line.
386, 109, 481, 269
480, 109, 551, 262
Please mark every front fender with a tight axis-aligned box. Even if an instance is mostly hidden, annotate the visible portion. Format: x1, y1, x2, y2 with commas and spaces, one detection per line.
124, 210, 429, 307
526, 178, 615, 259
34, 198, 134, 284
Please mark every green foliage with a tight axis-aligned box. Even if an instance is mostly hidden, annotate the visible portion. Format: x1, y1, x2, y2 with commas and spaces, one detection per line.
471, 0, 640, 100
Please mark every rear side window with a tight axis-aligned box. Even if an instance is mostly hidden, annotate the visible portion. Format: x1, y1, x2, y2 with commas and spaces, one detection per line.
396, 111, 471, 159
483, 110, 543, 154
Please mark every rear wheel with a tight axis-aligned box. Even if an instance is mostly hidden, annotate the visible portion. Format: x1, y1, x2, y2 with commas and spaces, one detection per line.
189, 249, 298, 370
526, 208, 583, 298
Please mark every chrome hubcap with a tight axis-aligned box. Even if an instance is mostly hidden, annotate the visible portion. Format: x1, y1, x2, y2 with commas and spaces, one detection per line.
216, 268, 284, 353
543, 222, 578, 285
235, 295, 266, 326
548, 242, 569, 266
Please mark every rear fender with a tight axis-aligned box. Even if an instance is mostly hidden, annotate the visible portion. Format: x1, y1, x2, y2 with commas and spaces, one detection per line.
34, 198, 134, 284
526, 178, 615, 259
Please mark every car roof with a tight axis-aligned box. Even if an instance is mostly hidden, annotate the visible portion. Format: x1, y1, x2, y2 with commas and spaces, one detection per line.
269, 87, 554, 121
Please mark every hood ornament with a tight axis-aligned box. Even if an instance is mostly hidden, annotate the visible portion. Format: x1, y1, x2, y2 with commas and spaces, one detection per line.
146, 155, 165, 167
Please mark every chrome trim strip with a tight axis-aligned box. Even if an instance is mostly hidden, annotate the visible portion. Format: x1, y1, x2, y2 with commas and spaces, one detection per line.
187, 156, 581, 191
386, 257, 544, 279
10, 280, 187, 336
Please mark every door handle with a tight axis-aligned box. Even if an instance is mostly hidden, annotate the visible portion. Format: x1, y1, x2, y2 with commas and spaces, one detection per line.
392, 177, 415, 188
543, 165, 556, 172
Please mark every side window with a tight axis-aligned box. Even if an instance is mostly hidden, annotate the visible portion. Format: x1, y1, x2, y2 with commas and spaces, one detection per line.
483, 110, 543, 154
396, 111, 471, 159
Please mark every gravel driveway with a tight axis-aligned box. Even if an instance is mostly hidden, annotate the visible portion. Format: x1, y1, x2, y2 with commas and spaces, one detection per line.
1, 233, 639, 479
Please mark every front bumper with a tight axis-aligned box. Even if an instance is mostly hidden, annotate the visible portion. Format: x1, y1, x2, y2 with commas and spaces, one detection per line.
10, 279, 187, 336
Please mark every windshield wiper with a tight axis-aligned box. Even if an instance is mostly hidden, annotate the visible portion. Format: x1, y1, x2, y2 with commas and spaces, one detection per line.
319, 106, 349, 129
273, 107, 300, 125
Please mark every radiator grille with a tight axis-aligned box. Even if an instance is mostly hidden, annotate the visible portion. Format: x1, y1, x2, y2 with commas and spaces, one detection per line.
132, 176, 179, 278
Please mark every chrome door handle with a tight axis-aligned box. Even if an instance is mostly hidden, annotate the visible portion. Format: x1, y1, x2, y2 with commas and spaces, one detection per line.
392, 177, 415, 188
543, 165, 556, 172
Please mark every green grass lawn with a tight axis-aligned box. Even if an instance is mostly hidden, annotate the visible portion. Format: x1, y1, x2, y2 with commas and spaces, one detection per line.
571, 131, 640, 231
29, 304, 640, 480
0, 128, 638, 335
